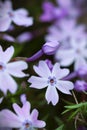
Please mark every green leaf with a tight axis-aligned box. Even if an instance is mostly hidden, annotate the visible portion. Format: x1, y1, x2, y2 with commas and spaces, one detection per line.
64, 102, 87, 109
55, 124, 64, 130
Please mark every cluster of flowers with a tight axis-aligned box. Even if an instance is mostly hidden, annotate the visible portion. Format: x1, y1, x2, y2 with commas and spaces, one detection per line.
0, 0, 87, 130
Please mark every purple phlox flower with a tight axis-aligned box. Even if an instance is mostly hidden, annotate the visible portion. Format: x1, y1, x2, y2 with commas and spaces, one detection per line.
0, 45, 28, 95
26, 41, 60, 62
16, 32, 33, 44
28, 60, 74, 106
0, 0, 33, 32
56, 0, 80, 18
74, 80, 87, 92
45, 19, 86, 42
20, 94, 27, 105
77, 64, 87, 79
0, 97, 3, 104
39, 1, 68, 22
55, 37, 87, 70
0, 101, 46, 129
1, 34, 15, 42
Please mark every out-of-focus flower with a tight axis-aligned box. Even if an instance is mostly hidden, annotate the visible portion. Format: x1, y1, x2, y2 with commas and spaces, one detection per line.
0, 0, 33, 32
40, 1, 66, 22
40, 0, 80, 22
45, 19, 86, 42
2, 34, 15, 42
42, 41, 60, 55
56, 0, 80, 18
74, 80, 87, 92
0, 45, 28, 95
0, 101, 46, 129
16, 32, 33, 44
20, 94, 27, 105
77, 65, 87, 78
28, 61, 74, 105
55, 38, 87, 70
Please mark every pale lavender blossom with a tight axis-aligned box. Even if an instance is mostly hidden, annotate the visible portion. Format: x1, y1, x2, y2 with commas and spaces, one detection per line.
2, 34, 15, 42
74, 80, 87, 92
40, 1, 66, 22
0, 101, 46, 130
56, 0, 80, 18
55, 38, 87, 70
0, 45, 28, 95
28, 61, 74, 106
16, 32, 33, 44
77, 65, 87, 78
0, 0, 33, 32
20, 94, 27, 105
45, 19, 86, 42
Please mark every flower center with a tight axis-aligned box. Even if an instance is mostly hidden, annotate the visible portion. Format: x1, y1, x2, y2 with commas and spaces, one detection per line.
8, 11, 14, 17
23, 120, 32, 129
48, 76, 56, 86
25, 122, 30, 128
0, 62, 6, 72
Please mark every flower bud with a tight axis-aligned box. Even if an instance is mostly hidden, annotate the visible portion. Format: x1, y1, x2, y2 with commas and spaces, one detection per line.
42, 41, 60, 55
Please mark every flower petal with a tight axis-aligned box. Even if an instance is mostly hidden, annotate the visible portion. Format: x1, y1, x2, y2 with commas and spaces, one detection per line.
0, 109, 22, 128
12, 9, 33, 27
45, 86, 59, 105
0, 73, 17, 95
13, 101, 31, 120
52, 63, 69, 79
4, 46, 14, 63
28, 76, 47, 89
55, 49, 75, 66
57, 80, 74, 94
7, 61, 28, 77
0, 16, 11, 32
33, 61, 51, 78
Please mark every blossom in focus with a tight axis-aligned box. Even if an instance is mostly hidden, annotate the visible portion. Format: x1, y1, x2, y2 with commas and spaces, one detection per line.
0, 45, 28, 94
55, 38, 87, 70
28, 61, 74, 105
0, 101, 46, 129
0, 0, 33, 32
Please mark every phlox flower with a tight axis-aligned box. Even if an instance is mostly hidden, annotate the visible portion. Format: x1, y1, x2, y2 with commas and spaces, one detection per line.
0, 45, 28, 94
45, 19, 86, 42
0, 0, 33, 32
28, 61, 74, 106
0, 101, 46, 130
55, 38, 87, 70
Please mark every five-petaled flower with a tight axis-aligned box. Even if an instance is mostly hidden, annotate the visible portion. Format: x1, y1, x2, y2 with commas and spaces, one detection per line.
28, 60, 74, 106
0, 101, 46, 130
0, 45, 28, 94
55, 38, 87, 70
0, 0, 33, 32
